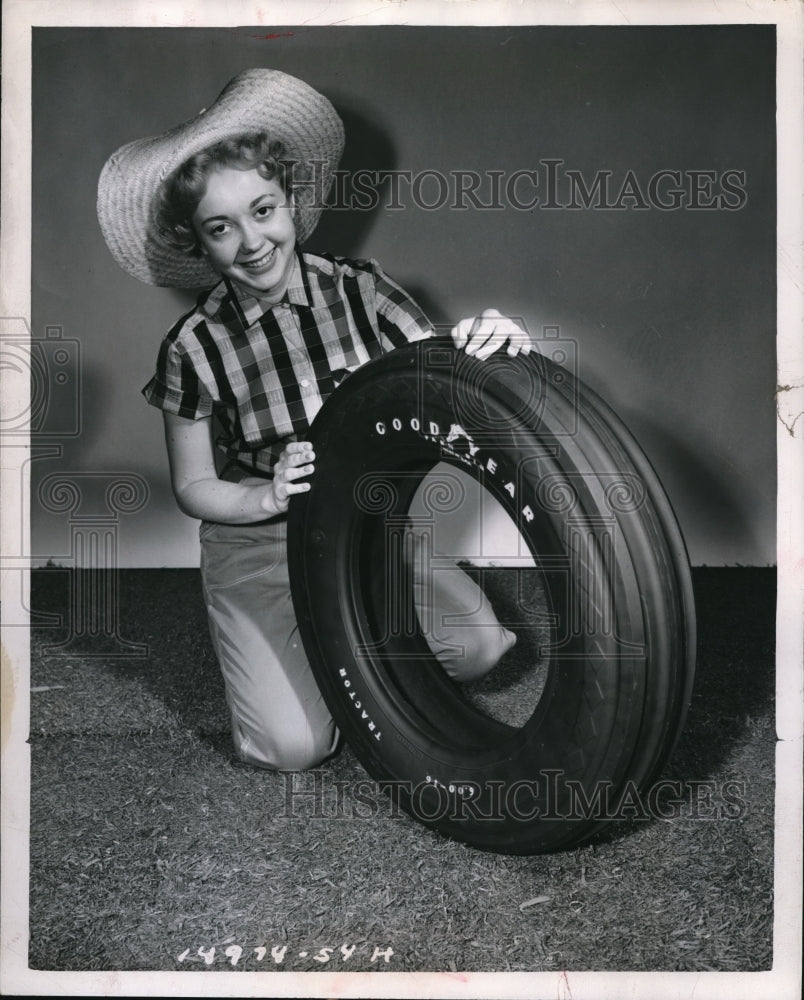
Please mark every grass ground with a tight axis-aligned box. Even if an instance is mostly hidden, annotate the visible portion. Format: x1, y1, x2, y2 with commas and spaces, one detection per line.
25, 567, 774, 974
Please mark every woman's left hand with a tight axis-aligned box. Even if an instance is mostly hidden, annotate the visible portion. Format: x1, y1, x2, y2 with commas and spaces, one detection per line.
451, 308, 533, 361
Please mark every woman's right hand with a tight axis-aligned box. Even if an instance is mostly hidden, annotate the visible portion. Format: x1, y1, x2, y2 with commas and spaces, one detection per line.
163, 412, 315, 523
264, 441, 316, 514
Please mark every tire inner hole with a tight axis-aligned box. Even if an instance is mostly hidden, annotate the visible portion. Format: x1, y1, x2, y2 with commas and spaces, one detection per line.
403, 462, 553, 729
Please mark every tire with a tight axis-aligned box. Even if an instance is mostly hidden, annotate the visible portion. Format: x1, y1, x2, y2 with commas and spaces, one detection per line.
287, 338, 696, 854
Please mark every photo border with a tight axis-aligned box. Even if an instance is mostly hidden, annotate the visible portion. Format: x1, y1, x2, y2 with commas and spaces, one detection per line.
2, 1, 802, 997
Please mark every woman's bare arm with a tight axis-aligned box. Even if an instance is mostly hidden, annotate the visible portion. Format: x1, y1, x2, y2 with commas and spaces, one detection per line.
162, 411, 314, 523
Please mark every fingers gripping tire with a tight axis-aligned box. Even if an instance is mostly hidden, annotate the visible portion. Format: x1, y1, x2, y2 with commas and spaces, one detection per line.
287, 339, 696, 855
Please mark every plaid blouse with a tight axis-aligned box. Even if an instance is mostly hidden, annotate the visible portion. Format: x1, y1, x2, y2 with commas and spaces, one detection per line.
143, 252, 434, 478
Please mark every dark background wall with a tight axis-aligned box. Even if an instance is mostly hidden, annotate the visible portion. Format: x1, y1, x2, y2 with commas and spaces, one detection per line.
31, 25, 776, 567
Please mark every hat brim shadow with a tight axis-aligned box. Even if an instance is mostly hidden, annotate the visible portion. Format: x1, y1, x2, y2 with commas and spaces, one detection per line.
303, 99, 397, 258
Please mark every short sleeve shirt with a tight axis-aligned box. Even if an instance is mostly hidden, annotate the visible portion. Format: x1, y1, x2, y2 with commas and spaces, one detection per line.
143, 252, 434, 477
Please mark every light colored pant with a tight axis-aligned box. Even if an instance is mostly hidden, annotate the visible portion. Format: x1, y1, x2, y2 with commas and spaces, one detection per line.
405, 527, 517, 683
200, 517, 515, 771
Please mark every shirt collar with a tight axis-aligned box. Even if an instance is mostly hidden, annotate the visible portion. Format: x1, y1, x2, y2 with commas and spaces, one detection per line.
203, 252, 311, 329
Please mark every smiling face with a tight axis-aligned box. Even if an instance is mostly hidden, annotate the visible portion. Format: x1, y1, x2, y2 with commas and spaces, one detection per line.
192, 165, 297, 301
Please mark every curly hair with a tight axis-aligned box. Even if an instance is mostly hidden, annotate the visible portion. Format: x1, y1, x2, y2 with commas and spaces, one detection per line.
155, 132, 301, 257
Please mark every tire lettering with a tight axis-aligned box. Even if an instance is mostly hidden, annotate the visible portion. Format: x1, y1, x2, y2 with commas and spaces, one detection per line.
339, 666, 382, 740
377, 411, 549, 531
446, 423, 480, 457
425, 773, 476, 798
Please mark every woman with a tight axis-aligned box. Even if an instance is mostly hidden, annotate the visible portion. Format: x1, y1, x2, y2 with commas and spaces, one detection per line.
97, 68, 530, 771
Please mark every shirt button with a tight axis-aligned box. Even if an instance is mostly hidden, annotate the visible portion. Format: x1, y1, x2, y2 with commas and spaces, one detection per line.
300, 378, 310, 388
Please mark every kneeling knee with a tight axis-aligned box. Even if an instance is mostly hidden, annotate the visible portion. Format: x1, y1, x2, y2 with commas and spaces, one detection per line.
276, 735, 336, 772
450, 625, 517, 684
237, 725, 338, 772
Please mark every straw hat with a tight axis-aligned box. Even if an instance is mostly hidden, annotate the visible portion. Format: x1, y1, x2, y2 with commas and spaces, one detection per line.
97, 68, 344, 288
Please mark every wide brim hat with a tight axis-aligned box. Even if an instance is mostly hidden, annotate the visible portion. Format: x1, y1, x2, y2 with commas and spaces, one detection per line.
97, 68, 344, 288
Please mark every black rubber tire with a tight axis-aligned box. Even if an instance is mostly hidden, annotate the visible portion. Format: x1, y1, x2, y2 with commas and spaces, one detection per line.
287, 338, 696, 854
